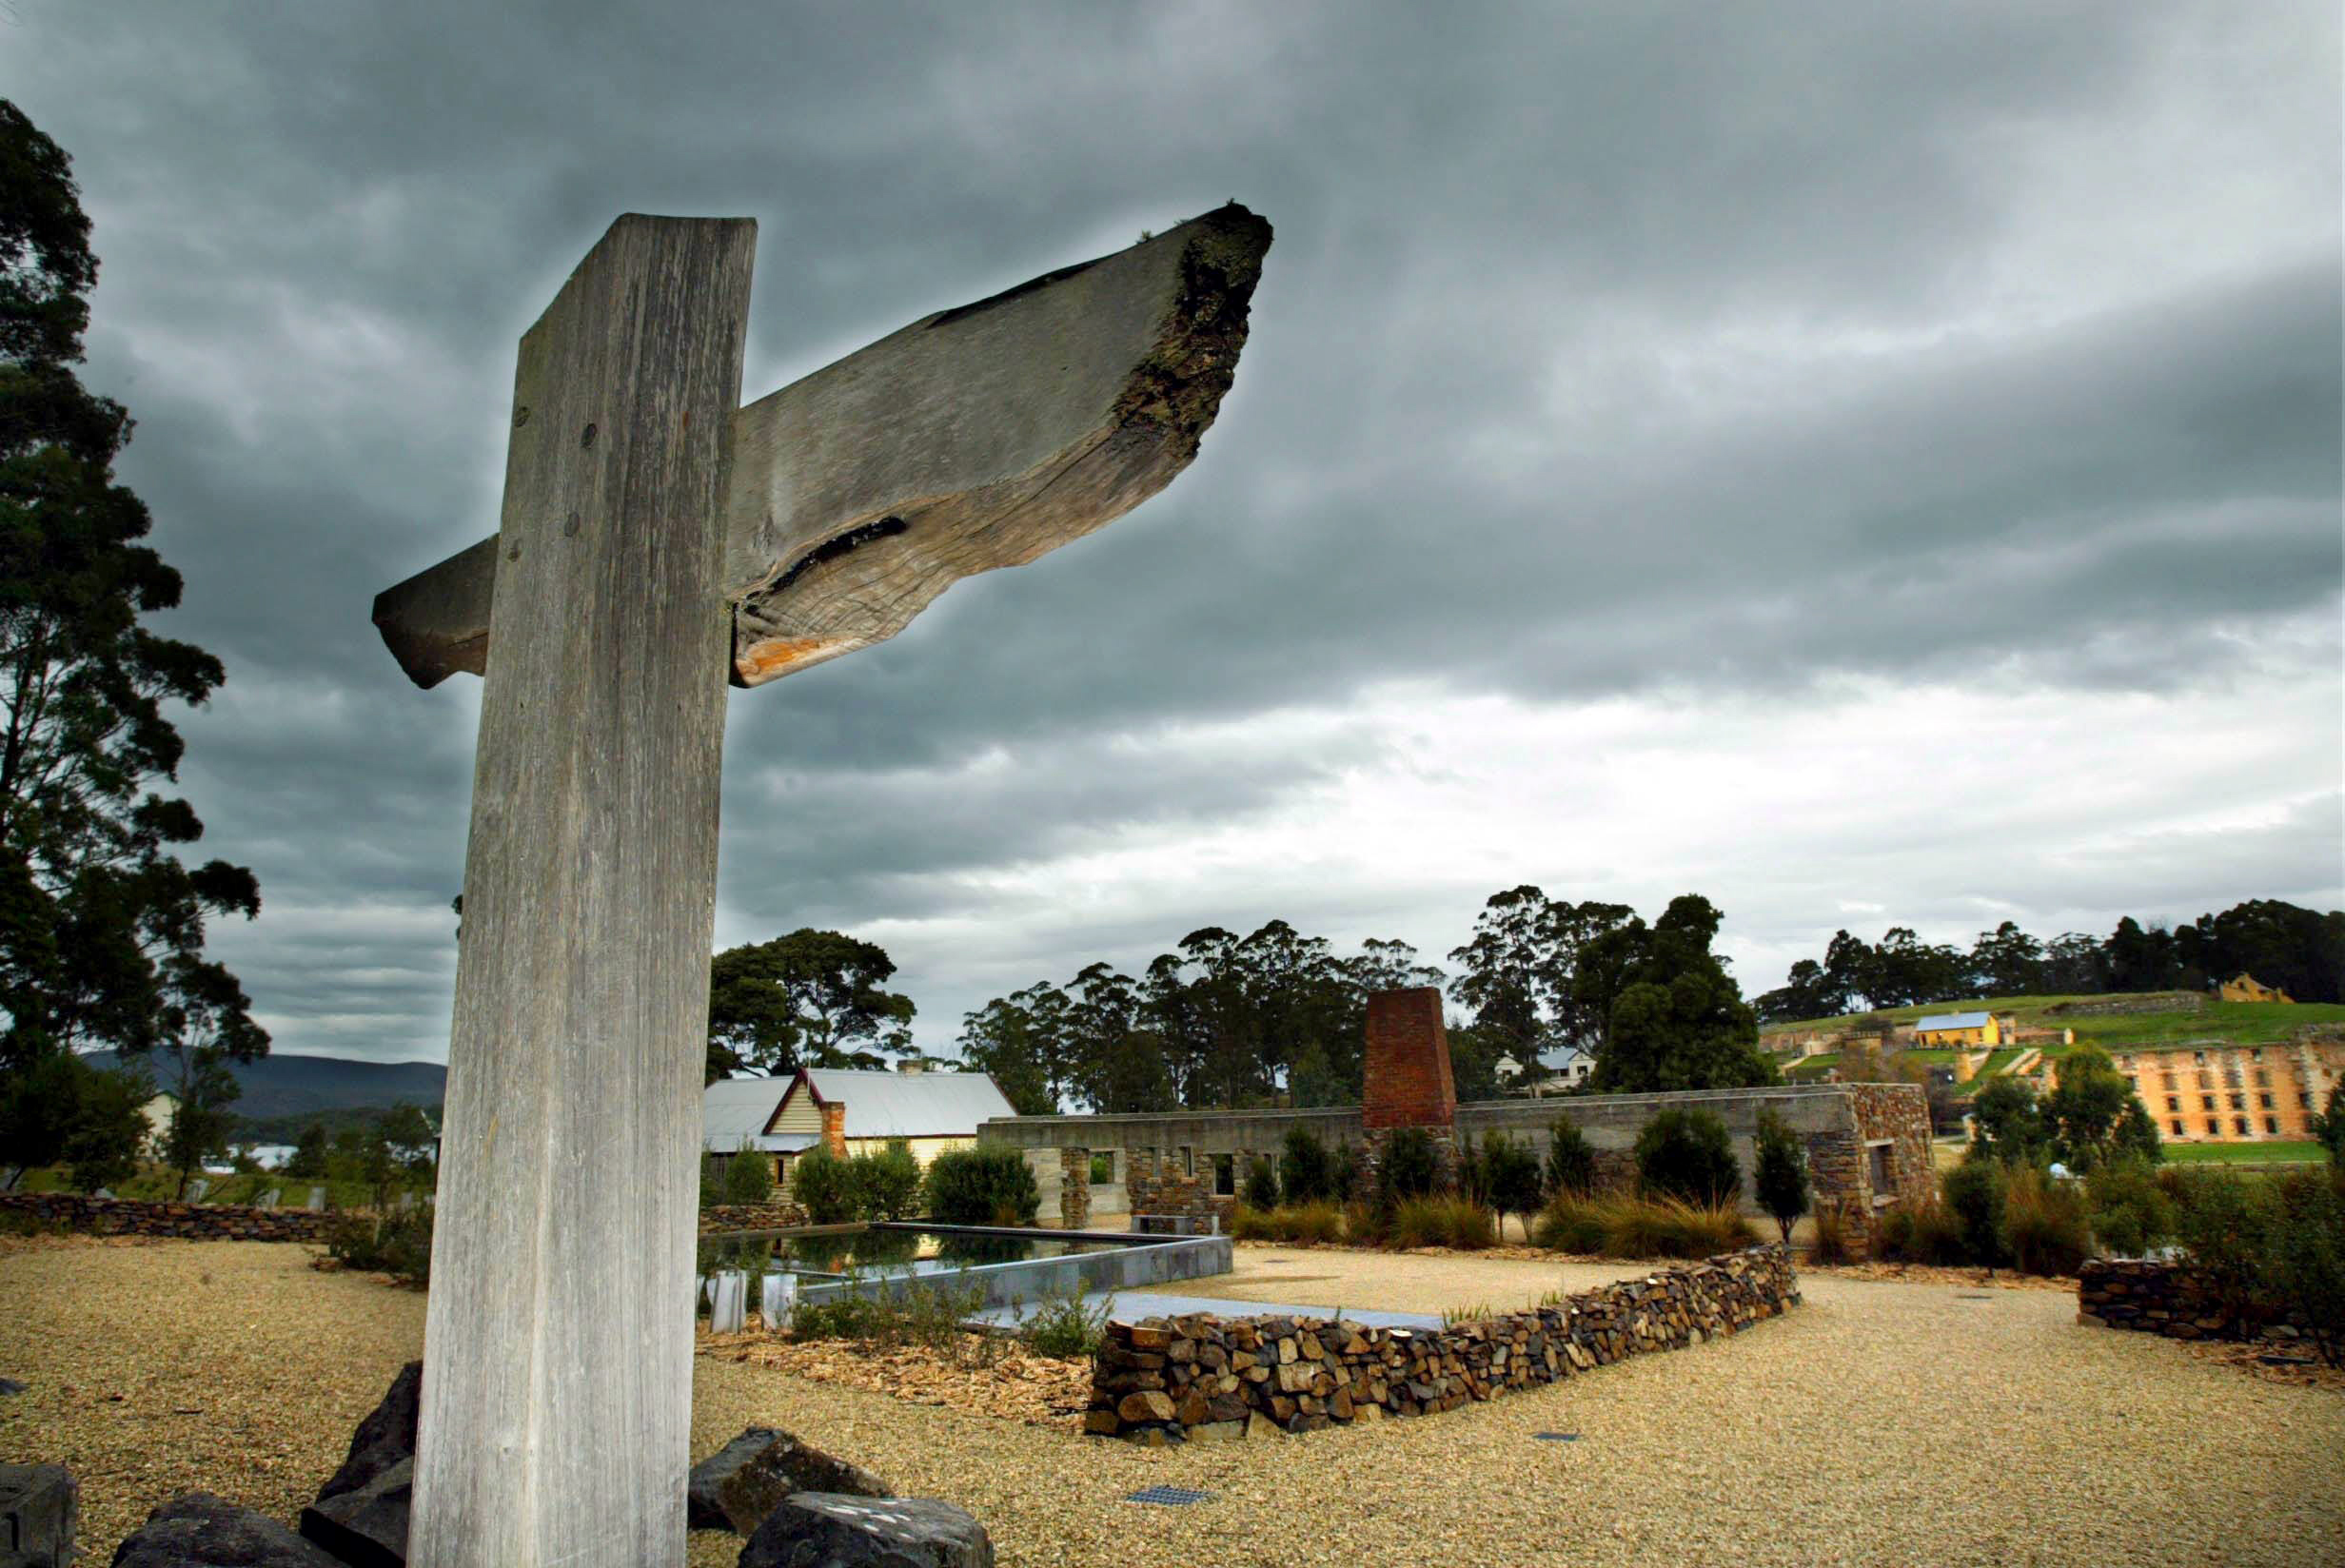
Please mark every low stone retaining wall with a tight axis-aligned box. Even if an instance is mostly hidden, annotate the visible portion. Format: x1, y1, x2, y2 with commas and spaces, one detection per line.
2076, 1258, 2311, 1343
700, 1201, 810, 1233
1086, 1245, 1799, 1442
0, 1191, 333, 1243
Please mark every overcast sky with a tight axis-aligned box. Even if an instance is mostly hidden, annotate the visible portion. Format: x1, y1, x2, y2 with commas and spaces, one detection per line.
9, 1, 2339, 1066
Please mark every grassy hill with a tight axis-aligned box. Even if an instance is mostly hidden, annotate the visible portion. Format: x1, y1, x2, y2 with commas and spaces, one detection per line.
1761, 993, 2345, 1051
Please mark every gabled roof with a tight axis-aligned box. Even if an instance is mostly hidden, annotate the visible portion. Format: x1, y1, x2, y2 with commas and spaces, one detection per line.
703, 1076, 790, 1151
1916, 1010, 1992, 1031
784, 1068, 1015, 1139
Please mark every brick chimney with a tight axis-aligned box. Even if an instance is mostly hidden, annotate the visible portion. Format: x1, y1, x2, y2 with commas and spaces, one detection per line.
820, 1100, 848, 1159
1362, 988, 1458, 1129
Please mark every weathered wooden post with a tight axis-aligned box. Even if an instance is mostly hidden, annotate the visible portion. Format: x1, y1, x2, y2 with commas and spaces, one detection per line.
374, 205, 1270, 1567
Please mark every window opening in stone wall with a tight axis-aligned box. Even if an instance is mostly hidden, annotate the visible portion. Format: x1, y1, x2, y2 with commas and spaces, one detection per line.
1090, 1150, 1114, 1185
2264, 1117, 2278, 1134
1179, 1146, 1193, 1177
1213, 1152, 1234, 1196
1866, 1141, 1893, 1193
2206, 1120, 2220, 1134
2233, 1117, 2248, 1135
2166, 1096, 2178, 1111
2170, 1120, 2183, 1135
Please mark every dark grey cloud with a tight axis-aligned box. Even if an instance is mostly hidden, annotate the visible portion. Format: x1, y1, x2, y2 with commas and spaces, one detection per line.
6, 0, 2336, 1061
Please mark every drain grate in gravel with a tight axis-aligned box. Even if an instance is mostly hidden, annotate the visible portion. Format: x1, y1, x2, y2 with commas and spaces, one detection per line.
1125, 1486, 1213, 1507
1533, 1432, 1581, 1441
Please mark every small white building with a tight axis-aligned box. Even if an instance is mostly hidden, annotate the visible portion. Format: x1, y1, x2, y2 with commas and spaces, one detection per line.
701, 1065, 1015, 1183
1496, 1046, 1597, 1097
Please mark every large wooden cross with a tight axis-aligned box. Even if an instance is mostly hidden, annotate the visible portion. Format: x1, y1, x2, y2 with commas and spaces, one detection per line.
371, 205, 1271, 1567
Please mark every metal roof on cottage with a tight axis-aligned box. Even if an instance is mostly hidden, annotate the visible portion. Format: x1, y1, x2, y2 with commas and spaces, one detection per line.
1915, 1011, 1992, 1032
791, 1068, 1015, 1138
700, 1068, 1014, 1152
700, 1077, 810, 1154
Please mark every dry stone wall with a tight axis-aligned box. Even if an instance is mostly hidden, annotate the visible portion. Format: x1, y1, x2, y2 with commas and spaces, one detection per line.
2077, 1259, 2312, 1344
699, 1200, 810, 1233
0, 1191, 332, 1243
2046, 993, 2203, 1018
1087, 1245, 1799, 1442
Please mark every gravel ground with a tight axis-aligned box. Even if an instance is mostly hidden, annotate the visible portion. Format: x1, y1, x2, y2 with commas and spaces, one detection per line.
4, 1235, 2340, 1567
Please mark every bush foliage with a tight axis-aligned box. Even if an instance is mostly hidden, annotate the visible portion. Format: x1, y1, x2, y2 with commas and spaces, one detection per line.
922, 1146, 1040, 1227
1532, 1192, 1757, 1260
1634, 1108, 1741, 1206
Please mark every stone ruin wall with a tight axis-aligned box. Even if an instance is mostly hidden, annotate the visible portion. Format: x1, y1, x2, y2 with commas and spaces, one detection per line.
2045, 992, 2205, 1018
0, 1191, 333, 1243
980, 987, 1936, 1258
1088, 1245, 1800, 1442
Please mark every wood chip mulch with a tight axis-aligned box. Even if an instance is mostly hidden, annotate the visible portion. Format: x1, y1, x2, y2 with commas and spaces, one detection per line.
695, 1332, 1094, 1430
2181, 1338, 2345, 1392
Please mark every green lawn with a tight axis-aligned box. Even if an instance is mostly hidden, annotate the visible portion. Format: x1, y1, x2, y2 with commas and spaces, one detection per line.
2067, 1001, 2345, 1049
1761, 992, 2345, 1051
2158, 1141, 2329, 1166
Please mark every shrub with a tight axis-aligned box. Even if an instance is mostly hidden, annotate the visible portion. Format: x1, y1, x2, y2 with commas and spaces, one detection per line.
1531, 1193, 1608, 1254
790, 1147, 860, 1225
1941, 1161, 2007, 1269
720, 1146, 775, 1206
2312, 1081, 2345, 1168
1229, 1204, 1276, 1241
1330, 1142, 1363, 1203
790, 1276, 992, 1362
2085, 1157, 2176, 1257
922, 1146, 1039, 1227
1279, 1127, 1334, 1205
853, 1141, 923, 1220
322, 1205, 433, 1287
1809, 1203, 1852, 1264
1999, 1166, 2090, 1277
1752, 1107, 1810, 1245
1375, 1127, 1444, 1207
1390, 1195, 1494, 1250
1600, 1194, 1758, 1261
1531, 1192, 1754, 1260
1242, 1155, 1281, 1210
1478, 1132, 1544, 1240
1544, 1116, 1597, 1198
1275, 1201, 1345, 1245
1340, 1198, 1381, 1246
1017, 1281, 1113, 1359
1876, 1190, 1969, 1266
2172, 1169, 2280, 1326
2269, 1169, 2345, 1368
1634, 1109, 1741, 1206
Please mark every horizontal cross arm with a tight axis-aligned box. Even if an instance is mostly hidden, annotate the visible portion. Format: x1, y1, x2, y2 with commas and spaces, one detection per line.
372, 202, 1272, 690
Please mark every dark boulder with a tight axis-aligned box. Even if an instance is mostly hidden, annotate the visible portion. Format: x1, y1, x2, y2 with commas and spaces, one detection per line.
715, 1432, 891, 1536
685, 1427, 778, 1531
109, 1494, 342, 1568
297, 1457, 409, 1568
739, 1494, 992, 1568
318, 1362, 420, 1503
0, 1463, 75, 1568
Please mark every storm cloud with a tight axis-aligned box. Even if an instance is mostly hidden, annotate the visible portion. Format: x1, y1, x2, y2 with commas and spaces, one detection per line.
8, 0, 2336, 1060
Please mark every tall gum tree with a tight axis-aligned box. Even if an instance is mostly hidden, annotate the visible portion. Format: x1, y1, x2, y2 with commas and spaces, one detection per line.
0, 102, 263, 1107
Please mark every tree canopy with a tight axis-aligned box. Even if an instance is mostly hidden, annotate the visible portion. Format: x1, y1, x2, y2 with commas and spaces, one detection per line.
0, 101, 264, 1165
706, 929, 916, 1077
1588, 895, 1775, 1093
1753, 899, 2345, 1022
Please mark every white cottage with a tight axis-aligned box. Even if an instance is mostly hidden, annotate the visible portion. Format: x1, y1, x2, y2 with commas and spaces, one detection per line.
700, 1065, 1014, 1183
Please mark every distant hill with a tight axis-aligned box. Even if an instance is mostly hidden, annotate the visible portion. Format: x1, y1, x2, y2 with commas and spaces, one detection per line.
80, 1050, 446, 1122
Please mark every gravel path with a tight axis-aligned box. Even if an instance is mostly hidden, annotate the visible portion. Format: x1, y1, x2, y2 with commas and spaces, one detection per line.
5, 1236, 2339, 1566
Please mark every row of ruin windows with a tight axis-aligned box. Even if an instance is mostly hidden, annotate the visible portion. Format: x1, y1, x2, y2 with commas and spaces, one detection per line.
2169, 1117, 2280, 1137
